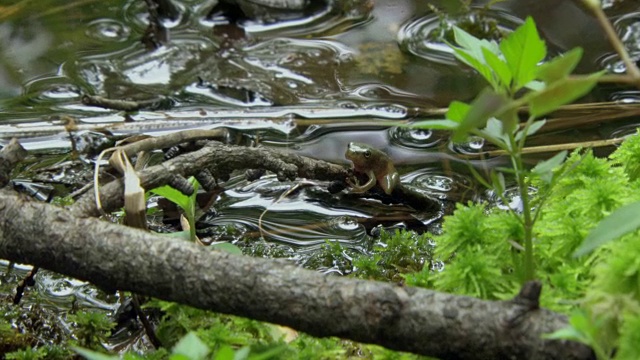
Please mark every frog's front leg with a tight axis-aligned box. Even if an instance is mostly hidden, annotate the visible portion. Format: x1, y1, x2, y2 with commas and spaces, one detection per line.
347, 170, 376, 193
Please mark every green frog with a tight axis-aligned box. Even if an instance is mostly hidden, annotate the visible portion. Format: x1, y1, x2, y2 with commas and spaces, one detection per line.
345, 142, 400, 195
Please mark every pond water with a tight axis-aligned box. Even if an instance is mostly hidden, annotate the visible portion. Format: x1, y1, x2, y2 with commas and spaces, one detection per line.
1, 0, 640, 351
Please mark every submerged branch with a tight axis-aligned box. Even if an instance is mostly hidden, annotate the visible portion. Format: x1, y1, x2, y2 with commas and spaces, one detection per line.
0, 189, 593, 359
71, 141, 351, 217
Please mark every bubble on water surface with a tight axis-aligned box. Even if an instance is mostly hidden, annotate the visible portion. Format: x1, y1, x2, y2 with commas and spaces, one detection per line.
40, 84, 81, 100
405, 169, 477, 202
450, 135, 486, 154
331, 216, 361, 231
86, 19, 131, 42
389, 126, 446, 149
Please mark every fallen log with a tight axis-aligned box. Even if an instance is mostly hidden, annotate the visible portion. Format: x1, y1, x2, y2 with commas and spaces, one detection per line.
0, 189, 593, 359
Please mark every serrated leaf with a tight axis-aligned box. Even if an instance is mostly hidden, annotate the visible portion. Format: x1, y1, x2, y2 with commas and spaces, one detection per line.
482, 47, 512, 90
531, 150, 567, 183
515, 119, 546, 141
529, 72, 603, 117
574, 201, 640, 257
500, 16, 547, 90
453, 47, 497, 88
483, 118, 504, 139
446, 101, 471, 123
451, 27, 503, 88
410, 119, 459, 130
173, 332, 210, 360
452, 89, 510, 142
537, 47, 584, 84
482, 118, 510, 148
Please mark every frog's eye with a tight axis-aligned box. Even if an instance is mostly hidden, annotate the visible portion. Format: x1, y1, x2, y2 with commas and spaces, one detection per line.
364, 150, 371, 158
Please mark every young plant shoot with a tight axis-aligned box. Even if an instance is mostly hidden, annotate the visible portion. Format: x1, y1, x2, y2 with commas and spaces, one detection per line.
413, 16, 604, 282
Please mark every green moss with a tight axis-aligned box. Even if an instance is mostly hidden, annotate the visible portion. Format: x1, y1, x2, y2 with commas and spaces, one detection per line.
610, 129, 640, 182
352, 229, 434, 282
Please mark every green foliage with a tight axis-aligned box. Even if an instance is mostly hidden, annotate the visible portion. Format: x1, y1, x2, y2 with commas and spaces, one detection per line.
574, 202, 640, 257
5, 347, 48, 360
68, 310, 115, 349
150, 177, 200, 242
406, 203, 522, 298
75, 331, 286, 360
610, 129, 640, 182
615, 312, 640, 360
173, 332, 210, 359
544, 309, 611, 360
304, 240, 357, 274
414, 16, 604, 282
592, 236, 640, 300
434, 246, 512, 298
574, 130, 640, 257
352, 230, 434, 282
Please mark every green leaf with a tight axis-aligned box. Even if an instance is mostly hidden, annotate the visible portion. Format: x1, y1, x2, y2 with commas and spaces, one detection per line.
446, 101, 471, 123
482, 47, 512, 90
515, 119, 546, 141
537, 47, 584, 84
452, 89, 510, 142
73, 348, 118, 360
544, 327, 588, 342
544, 310, 594, 344
531, 150, 567, 183
410, 119, 459, 130
165, 231, 192, 241
496, 105, 519, 135
453, 26, 500, 57
211, 242, 243, 254
247, 345, 287, 360
170, 355, 191, 360
483, 118, 504, 139
150, 185, 191, 212
574, 201, 640, 257
500, 16, 547, 90
524, 80, 545, 91
481, 118, 510, 149
451, 27, 502, 89
173, 332, 210, 360
234, 347, 250, 360
528, 72, 603, 117
490, 171, 506, 195
213, 346, 235, 360
453, 47, 497, 89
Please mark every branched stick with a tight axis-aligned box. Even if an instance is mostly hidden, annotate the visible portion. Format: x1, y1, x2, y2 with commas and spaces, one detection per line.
73, 141, 351, 217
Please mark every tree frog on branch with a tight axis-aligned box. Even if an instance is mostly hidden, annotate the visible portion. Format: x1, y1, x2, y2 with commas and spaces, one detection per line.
345, 142, 399, 195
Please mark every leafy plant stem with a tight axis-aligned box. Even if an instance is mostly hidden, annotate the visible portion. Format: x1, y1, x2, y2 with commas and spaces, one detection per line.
187, 207, 197, 243
510, 132, 535, 282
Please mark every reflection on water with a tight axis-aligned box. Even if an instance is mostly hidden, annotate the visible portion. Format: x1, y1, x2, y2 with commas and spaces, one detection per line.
2, 0, 640, 318
397, 6, 522, 65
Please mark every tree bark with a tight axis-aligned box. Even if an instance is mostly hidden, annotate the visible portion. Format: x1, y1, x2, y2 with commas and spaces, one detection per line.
0, 190, 593, 359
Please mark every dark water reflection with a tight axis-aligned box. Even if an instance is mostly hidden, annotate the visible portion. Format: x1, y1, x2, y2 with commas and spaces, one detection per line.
1, 0, 640, 320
